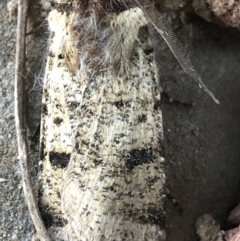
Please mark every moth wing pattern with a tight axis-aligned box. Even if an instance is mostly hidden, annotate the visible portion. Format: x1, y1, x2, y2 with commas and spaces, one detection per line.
39, 9, 74, 241
39, 2, 166, 241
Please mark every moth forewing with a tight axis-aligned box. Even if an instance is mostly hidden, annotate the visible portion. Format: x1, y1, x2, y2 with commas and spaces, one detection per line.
39, 10, 74, 240
39, 3, 166, 241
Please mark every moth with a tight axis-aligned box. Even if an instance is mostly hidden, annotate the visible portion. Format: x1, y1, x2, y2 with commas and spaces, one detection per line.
38, 0, 217, 240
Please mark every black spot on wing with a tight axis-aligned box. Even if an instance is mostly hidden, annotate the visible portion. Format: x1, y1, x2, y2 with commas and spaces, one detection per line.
40, 141, 45, 162
144, 48, 154, 55
67, 101, 79, 111
39, 207, 53, 229
114, 99, 124, 108
49, 152, 70, 168
42, 103, 48, 115
139, 207, 166, 228
53, 117, 63, 125
138, 114, 147, 122
39, 162, 44, 172
58, 54, 64, 59
39, 203, 68, 229
124, 148, 154, 172
154, 100, 161, 110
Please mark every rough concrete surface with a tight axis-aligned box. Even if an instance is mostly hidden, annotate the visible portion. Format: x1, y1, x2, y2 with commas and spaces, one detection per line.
155, 0, 240, 29
0, 0, 47, 240
0, 1, 33, 240
1, 0, 240, 241
196, 214, 224, 241
150, 12, 240, 241
206, 0, 240, 29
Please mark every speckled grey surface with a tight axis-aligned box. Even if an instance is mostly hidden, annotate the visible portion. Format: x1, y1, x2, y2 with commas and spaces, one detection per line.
0, 1, 47, 240
0, 1, 34, 240
1, 1, 240, 241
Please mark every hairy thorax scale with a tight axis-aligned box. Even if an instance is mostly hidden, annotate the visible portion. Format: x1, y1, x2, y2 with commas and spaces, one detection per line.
39, 1, 166, 240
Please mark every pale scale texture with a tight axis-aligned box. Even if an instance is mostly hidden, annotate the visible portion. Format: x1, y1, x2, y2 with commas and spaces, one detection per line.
39, 6, 166, 241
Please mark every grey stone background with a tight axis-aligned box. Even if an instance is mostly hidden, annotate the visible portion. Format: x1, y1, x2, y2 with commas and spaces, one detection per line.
0, 1, 33, 240
1, 0, 240, 240
0, 0, 47, 240
151, 12, 240, 241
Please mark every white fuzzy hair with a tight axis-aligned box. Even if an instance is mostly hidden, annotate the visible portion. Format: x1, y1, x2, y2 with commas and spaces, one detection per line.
48, 1, 147, 76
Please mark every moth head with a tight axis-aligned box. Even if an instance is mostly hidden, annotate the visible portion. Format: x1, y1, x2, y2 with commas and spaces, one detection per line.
50, 0, 146, 75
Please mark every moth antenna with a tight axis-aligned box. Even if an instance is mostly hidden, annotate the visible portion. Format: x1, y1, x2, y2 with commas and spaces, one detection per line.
135, 0, 220, 104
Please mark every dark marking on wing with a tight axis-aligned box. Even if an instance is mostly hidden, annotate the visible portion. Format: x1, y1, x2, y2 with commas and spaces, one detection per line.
124, 148, 154, 172
143, 48, 153, 55
39, 203, 68, 229
39, 206, 53, 229
67, 101, 80, 111
49, 151, 70, 168
40, 141, 45, 162
53, 117, 63, 125
39, 162, 44, 172
154, 100, 161, 110
58, 54, 64, 59
114, 99, 124, 108
139, 207, 166, 228
42, 103, 48, 115
138, 114, 147, 122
